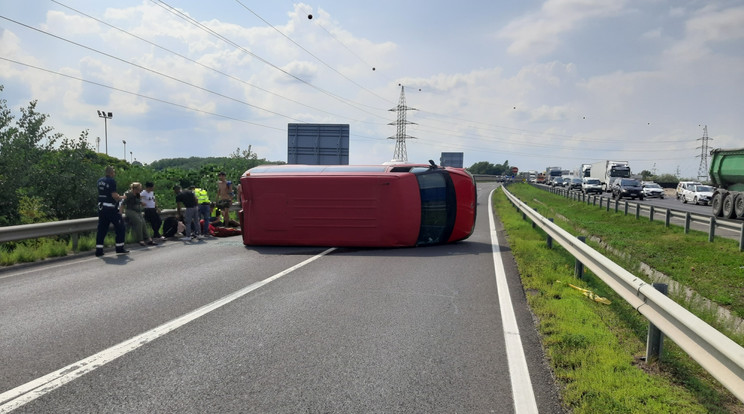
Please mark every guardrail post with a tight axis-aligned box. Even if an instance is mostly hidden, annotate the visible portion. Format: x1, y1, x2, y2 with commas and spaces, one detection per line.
547, 218, 554, 249
71, 233, 79, 251
740, 222, 744, 252
649, 205, 655, 222
635, 204, 640, 219
665, 210, 671, 227
614, 199, 619, 213
709, 216, 716, 242
624, 201, 629, 216
574, 236, 586, 279
645, 283, 668, 362
684, 212, 691, 234
606, 199, 611, 212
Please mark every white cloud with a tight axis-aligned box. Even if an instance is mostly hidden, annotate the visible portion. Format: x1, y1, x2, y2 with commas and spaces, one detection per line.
498, 0, 628, 57
665, 5, 744, 61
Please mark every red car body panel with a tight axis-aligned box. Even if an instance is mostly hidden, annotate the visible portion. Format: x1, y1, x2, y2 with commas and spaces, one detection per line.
238, 164, 476, 247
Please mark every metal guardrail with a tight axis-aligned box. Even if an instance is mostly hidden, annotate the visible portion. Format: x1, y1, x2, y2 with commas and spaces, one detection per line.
543, 185, 744, 251
0, 205, 241, 245
0, 210, 176, 244
502, 185, 744, 402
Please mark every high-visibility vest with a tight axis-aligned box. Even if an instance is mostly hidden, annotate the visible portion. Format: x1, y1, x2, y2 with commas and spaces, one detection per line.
195, 188, 210, 204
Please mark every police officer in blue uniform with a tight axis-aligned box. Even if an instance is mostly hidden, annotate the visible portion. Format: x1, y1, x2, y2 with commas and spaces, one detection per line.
96, 166, 129, 256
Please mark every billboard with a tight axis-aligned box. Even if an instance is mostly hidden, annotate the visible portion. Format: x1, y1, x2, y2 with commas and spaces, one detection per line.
288, 123, 350, 165
440, 152, 464, 168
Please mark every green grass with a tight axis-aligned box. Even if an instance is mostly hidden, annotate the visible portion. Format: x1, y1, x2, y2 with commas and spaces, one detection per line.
494, 184, 743, 412
510, 184, 744, 333
0, 233, 119, 266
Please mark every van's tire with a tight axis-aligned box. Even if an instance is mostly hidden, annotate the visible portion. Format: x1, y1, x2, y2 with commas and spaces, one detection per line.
711, 192, 724, 217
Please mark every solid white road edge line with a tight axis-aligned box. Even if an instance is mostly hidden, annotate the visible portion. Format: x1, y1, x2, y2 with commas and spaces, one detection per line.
488, 189, 538, 414
0, 247, 336, 413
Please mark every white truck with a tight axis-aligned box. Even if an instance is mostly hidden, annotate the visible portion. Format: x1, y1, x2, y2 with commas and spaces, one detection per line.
588, 160, 631, 192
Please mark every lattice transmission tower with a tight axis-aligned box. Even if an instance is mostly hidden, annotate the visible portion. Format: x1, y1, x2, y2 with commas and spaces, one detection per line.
696, 125, 712, 181
388, 85, 417, 162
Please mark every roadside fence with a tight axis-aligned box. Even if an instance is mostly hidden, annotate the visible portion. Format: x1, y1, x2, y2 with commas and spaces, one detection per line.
502, 185, 744, 403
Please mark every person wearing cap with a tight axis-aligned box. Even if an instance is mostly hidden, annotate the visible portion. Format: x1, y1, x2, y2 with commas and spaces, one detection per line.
95, 166, 128, 256
216, 172, 234, 226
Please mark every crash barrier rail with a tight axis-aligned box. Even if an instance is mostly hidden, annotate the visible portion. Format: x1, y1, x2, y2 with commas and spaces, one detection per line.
0, 205, 240, 246
501, 185, 744, 402
543, 185, 744, 252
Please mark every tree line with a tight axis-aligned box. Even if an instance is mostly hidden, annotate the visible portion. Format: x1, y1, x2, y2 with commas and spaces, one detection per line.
0, 86, 281, 227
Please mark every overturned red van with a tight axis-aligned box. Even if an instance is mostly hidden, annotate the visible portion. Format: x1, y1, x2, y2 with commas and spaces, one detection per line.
238, 162, 476, 247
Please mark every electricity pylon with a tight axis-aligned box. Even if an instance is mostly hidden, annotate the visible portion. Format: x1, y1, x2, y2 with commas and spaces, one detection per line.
696, 125, 712, 182
388, 85, 417, 162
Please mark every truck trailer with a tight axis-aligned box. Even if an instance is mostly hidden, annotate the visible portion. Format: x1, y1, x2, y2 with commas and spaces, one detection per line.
709, 147, 744, 219
588, 160, 631, 192
545, 166, 562, 185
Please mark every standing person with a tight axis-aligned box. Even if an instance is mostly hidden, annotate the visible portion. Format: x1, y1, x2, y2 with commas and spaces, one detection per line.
174, 185, 200, 241
123, 182, 156, 246
141, 182, 164, 240
216, 172, 233, 225
194, 186, 212, 237
95, 166, 128, 256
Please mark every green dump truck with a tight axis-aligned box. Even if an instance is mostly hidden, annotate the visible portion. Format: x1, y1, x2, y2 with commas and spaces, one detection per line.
709, 147, 744, 219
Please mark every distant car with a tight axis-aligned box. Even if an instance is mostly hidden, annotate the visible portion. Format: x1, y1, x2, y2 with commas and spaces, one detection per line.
567, 177, 583, 190
641, 182, 665, 199
582, 178, 602, 194
551, 177, 565, 187
681, 184, 714, 205
611, 178, 644, 200
676, 181, 702, 200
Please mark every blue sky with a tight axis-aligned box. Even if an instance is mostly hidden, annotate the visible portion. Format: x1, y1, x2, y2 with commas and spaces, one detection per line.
1, 0, 742, 178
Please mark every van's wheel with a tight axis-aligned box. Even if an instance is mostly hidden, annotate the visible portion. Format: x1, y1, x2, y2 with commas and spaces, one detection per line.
722, 193, 736, 219
734, 194, 744, 219
711, 192, 724, 217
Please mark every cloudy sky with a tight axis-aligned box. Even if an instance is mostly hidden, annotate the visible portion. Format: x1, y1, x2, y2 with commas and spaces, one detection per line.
1, 0, 742, 178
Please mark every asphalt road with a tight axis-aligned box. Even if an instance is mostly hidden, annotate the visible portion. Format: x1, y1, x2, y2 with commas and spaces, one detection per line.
0, 182, 562, 413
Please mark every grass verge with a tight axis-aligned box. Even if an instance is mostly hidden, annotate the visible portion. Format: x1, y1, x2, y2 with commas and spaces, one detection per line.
493, 185, 743, 413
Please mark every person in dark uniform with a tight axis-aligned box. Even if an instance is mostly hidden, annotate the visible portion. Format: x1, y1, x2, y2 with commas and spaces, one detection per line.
96, 166, 129, 256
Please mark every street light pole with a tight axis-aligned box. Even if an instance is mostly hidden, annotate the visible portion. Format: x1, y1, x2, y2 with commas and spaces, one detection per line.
97, 110, 113, 155
122, 139, 127, 161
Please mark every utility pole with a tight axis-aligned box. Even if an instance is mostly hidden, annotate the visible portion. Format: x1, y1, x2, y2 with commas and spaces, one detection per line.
388, 85, 417, 162
97, 110, 113, 155
696, 125, 711, 182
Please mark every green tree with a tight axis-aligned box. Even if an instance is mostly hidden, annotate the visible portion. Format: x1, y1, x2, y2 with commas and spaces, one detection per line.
468, 160, 511, 175
0, 91, 61, 225
31, 131, 102, 220
656, 174, 679, 185
639, 170, 653, 181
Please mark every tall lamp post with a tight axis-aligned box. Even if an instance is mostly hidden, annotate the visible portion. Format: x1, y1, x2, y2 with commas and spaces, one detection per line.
122, 139, 127, 161
97, 110, 113, 155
